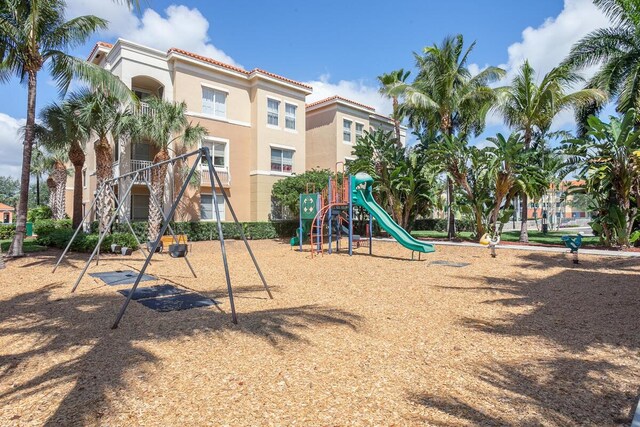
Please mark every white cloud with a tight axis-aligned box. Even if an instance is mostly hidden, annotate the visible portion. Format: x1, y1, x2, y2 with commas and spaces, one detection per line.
304, 74, 392, 116
0, 114, 26, 179
66, 1, 239, 67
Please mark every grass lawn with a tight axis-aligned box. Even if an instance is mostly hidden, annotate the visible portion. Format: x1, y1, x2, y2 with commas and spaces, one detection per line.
0, 238, 48, 253
411, 229, 601, 247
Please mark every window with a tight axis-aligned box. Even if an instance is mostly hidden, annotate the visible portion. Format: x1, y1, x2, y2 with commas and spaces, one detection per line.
202, 87, 227, 118
285, 103, 297, 130
131, 194, 150, 221
267, 98, 280, 126
270, 148, 293, 173
82, 169, 87, 188
200, 193, 225, 221
343, 119, 352, 143
355, 123, 364, 139
202, 139, 227, 168
132, 142, 151, 161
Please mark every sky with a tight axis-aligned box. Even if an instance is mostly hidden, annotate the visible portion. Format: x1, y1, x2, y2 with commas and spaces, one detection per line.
0, 0, 612, 178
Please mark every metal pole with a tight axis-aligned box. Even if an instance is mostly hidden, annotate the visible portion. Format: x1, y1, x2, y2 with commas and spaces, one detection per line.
112, 155, 202, 329
348, 175, 353, 256
369, 206, 373, 255
71, 172, 140, 293
143, 179, 197, 278
298, 194, 303, 252
52, 184, 105, 273
106, 185, 149, 260
203, 148, 237, 323
206, 148, 273, 299
102, 149, 200, 184
328, 176, 332, 255
316, 194, 321, 252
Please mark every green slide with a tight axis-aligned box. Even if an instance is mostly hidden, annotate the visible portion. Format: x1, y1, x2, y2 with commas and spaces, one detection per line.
351, 173, 435, 254
290, 219, 312, 246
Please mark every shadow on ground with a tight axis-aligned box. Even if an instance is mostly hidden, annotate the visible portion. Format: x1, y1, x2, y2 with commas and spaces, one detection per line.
411, 253, 640, 426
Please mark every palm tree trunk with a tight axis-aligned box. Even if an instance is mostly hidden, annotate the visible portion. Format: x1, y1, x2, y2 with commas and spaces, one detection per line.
53, 161, 67, 220
148, 149, 170, 242
446, 177, 456, 239
69, 142, 85, 228
392, 97, 402, 146
36, 174, 40, 205
95, 137, 114, 234
8, 70, 37, 257
520, 132, 531, 243
47, 176, 56, 214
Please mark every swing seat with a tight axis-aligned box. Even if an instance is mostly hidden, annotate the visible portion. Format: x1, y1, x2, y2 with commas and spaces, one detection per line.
168, 243, 188, 258
147, 241, 164, 253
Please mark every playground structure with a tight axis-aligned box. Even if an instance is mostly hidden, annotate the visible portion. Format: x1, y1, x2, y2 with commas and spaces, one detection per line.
480, 233, 500, 257
562, 232, 584, 264
292, 167, 435, 258
52, 147, 272, 328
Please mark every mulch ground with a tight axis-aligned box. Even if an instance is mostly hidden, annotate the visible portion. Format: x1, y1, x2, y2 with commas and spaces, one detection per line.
1, 240, 639, 426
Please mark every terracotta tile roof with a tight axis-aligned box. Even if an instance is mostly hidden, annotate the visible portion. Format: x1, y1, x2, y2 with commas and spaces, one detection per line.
0, 202, 15, 211
168, 48, 312, 90
306, 95, 375, 112
87, 41, 113, 61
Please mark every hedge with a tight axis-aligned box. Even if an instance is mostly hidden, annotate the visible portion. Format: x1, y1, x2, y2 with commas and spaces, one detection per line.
0, 224, 15, 240
412, 218, 475, 233
36, 228, 140, 252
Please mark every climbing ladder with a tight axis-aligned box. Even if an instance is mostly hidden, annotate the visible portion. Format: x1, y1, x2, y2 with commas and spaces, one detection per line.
309, 167, 349, 257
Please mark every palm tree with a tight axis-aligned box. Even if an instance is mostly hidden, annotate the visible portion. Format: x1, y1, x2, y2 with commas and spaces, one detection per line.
494, 61, 606, 242
0, 0, 130, 256
38, 102, 88, 227
30, 145, 48, 206
402, 34, 505, 238
378, 69, 410, 143
563, 0, 640, 124
139, 97, 206, 242
71, 89, 137, 233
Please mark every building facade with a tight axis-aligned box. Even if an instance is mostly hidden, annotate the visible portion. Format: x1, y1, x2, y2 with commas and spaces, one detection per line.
305, 96, 406, 171
67, 41, 402, 224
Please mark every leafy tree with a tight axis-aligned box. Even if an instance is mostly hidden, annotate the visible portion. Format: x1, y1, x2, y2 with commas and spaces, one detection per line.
563, 109, 640, 247
138, 97, 206, 242
0, 0, 130, 256
563, 0, 640, 125
349, 129, 437, 230
0, 176, 19, 207
271, 169, 333, 218
494, 60, 605, 242
401, 34, 505, 238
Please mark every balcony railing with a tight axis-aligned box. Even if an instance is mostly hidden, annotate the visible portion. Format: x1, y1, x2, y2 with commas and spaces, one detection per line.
201, 166, 231, 187
136, 101, 154, 116
112, 159, 153, 183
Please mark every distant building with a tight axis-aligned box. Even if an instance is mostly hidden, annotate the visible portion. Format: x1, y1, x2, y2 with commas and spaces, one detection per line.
0, 203, 14, 223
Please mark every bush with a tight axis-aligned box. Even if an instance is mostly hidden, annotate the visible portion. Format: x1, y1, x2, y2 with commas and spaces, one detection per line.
110, 232, 139, 250
412, 218, 475, 233
0, 223, 15, 240
27, 205, 53, 222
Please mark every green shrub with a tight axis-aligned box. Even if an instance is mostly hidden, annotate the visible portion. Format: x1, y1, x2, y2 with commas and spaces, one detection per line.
243, 222, 277, 239
27, 205, 53, 222
413, 218, 475, 233
110, 232, 139, 250
0, 223, 15, 239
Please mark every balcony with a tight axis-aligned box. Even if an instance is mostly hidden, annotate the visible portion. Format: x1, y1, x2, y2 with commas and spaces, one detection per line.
201, 166, 231, 187
112, 159, 153, 183
136, 101, 154, 116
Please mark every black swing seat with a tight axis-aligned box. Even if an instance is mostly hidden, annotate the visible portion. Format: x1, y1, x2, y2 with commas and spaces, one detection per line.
168, 243, 188, 258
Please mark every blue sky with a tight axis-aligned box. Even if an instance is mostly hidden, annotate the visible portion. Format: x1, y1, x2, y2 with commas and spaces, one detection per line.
0, 0, 611, 177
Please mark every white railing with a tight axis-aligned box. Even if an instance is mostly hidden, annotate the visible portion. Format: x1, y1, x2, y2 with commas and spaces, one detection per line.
201, 166, 231, 187
136, 101, 154, 116
112, 160, 153, 183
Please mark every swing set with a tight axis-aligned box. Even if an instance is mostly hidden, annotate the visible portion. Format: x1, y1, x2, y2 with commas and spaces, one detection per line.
52, 147, 272, 328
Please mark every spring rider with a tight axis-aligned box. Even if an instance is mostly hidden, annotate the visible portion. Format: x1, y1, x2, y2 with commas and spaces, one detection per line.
561, 232, 583, 264
480, 233, 501, 257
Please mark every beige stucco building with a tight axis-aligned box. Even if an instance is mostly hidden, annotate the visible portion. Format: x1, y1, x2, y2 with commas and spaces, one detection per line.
305, 96, 406, 171
69, 39, 311, 223
68, 40, 403, 225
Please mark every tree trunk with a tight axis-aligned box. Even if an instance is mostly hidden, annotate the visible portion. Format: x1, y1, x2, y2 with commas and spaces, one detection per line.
8, 71, 38, 257
446, 177, 456, 239
148, 149, 170, 242
69, 142, 86, 229
36, 174, 40, 205
520, 130, 532, 243
52, 160, 67, 220
95, 136, 114, 234
392, 97, 402, 147
47, 176, 56, 214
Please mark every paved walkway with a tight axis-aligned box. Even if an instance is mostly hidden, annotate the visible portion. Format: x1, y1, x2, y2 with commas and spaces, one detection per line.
374, 238, 640, 258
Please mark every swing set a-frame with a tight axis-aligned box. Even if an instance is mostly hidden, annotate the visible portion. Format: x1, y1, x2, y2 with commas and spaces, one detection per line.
52, 147, 272, 329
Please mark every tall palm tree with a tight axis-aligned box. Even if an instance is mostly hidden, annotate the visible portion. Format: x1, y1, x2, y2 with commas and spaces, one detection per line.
139, 97, 206, 242
30, 145, 47, 206
402, 34, 505, 238
71, 89, 137, 233
0, 0, 130, 256
494, 61, 606, 242
378, 69, 410, 143
563, 0, 640, 124
38, 102, 88, 227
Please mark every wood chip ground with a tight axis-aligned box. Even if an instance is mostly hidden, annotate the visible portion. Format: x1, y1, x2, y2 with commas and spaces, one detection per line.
0, 240, 639, 426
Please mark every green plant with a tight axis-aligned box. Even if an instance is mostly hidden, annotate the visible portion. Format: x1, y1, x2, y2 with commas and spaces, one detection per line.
27, 205, 53, 222
0, 224, 16, 240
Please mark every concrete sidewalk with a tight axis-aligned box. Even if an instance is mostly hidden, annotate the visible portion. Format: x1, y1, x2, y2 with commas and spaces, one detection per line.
374, 237, 640, 258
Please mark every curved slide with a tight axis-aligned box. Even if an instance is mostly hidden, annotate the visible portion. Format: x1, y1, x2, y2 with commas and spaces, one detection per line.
353, 189, 435, 254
